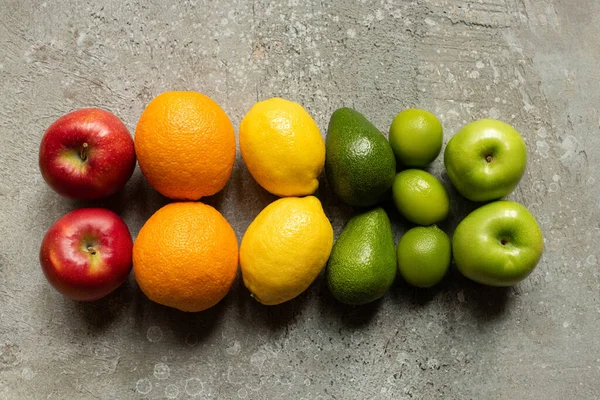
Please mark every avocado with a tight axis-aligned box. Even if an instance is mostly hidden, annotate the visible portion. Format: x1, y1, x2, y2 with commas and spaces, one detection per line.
327, 208, 397, 305
326, 108, 396, 207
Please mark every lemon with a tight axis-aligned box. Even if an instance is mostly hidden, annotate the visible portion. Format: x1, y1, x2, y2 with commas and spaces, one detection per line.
240, 98, 325, 197
397, 225, 451, 288
240, 196, 334, 305
389, 109, 443, 167
392, 169, 449, 226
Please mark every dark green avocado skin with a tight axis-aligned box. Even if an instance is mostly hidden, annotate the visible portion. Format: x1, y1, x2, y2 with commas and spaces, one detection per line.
326, 207, 397, 305
326, 108, 396, 207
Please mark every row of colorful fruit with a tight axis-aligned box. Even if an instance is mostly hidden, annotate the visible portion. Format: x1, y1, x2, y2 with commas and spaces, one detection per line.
38, 92, 544, 311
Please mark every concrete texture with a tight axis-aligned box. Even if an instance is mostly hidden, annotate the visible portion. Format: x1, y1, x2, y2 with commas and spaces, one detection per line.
1, 0, 599, 398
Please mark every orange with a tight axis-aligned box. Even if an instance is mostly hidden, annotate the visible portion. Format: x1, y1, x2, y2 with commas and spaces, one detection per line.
133, 202, 239, 312
134, 91, 236, 200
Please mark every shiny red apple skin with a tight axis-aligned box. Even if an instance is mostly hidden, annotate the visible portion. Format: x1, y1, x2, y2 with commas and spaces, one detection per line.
39, 108, 136, 200
39, 208, 133, 301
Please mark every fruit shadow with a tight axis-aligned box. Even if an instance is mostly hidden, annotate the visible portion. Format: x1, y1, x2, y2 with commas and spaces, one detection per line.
234, 276, 311, 332
380, 194, 409, 237
314, 276, 382, 328
395, 160, 409, 173
437, 170, 485, 237
131, 277, 230, 346
389, 268, 449, 309
451, 270, 513, 321
227, 159, 279, 226
120, 169, 170, 223
51, 169, 171, 232
316, 173, 367, 235
67, 274, 136, 334
389, 259, 512, 321
200, 187, 227, 210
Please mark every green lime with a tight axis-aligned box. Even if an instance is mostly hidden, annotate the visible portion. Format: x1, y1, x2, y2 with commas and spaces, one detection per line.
397, 225, 451, 288
392, 169, 449, 225
389, 109, 443, 167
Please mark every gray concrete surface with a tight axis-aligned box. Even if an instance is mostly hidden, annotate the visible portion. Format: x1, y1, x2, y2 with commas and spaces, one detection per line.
1, 0, 599, 399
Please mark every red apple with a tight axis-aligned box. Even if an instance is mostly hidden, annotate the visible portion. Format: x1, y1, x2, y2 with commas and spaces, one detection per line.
40, 208, 133, 301
39, 108, 136, 200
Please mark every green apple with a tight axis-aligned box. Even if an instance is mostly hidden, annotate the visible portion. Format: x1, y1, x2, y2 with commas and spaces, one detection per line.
453, 200, 544, 286
444, 119, 527, 202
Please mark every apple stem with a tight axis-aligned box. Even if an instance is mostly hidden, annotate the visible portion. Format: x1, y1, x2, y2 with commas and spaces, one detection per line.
486, 155, 493, 163
80, 143, 88, 162
87, 246, 96, 255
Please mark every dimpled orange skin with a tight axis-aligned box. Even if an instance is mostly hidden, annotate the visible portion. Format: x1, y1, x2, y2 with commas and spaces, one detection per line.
133, 202, 239, 312
134, 91, 236, 200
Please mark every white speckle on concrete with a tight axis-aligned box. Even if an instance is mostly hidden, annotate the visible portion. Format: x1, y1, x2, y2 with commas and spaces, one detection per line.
347, 28, 356, 38
76, 32, 86, 47
457, 290, 465, 303
351, 331, 365, 345
136, 378, 152, 395
154, 363, 170, 380
469, 70, 480, 79
552, 174, 560, 182
548, 182, 559, 192
147, 326, 163, 343
226, 366, 246, 385
165, 384, 180, 399
531, 181, 546, 195
503, 30, 524, 55
250, 349, 268, 367
563, 321, 570, 328
424, 18, 436, 26
537, 127, 548, 138
21, 367, 34, 381
238, 388, 248, 398
536, 141, 550, 158
476, 61, 485, 69
375, 9, 384, 21
427, 358, 440, 369
185, 378, 204, 396
560, 135, 579, 160
587, 255, 597, 266
226, 340, 242, 355
488, 107, 500, 119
